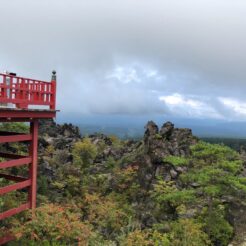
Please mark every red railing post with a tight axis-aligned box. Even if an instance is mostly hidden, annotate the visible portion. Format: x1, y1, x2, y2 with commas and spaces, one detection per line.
2, 75, 6, 99
50, 70, 56, 110
28, 119, 39, 211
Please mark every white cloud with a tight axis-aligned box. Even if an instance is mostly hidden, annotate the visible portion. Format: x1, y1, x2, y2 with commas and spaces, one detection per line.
159, 93, 221, 119
107, 66, 141, 84
159, 93, 202, 108
145, 69, 158, 78
219, 97, 246, 116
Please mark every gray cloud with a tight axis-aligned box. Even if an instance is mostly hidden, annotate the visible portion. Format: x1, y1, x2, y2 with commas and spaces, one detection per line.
0, 0, 246, 119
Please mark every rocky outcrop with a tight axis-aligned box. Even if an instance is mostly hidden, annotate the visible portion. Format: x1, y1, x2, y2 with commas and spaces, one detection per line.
138, 121, 197, 189
38, 119, 197, 192
38, 119, 197, 181
38, 119, 81, 151
39, 119, 81, 139
144, 121, 197, 162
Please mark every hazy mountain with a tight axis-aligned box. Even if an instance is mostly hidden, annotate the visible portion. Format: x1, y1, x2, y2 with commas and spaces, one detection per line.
57, 114, 246, 139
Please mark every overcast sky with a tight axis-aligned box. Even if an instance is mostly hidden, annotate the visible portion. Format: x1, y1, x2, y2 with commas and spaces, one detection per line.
1, 0, 246, 121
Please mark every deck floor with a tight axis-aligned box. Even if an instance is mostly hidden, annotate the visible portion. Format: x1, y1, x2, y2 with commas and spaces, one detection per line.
0, 107, 57, 120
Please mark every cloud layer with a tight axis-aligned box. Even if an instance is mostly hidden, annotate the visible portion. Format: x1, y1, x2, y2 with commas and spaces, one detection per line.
0, 0, 246, 120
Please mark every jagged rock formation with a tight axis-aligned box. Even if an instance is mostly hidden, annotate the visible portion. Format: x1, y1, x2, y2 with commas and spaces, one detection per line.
39, 119, 81, 139
38, 120, 197, 187
136, 121, 197, 189
144, 121, 197, 161
39, 119, 81, 151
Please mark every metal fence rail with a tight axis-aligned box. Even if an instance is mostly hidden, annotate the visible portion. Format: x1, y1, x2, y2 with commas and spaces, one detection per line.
0, 72, 56, 110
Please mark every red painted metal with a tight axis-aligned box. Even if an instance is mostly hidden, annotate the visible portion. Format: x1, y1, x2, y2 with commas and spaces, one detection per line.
0, 235, 15, 245
0, 179, 31, 195
0, 157, 32, 169
29, 120, 38, 210
0, 133, 32, 143
0, 202, 30, 220
0, 71, 57, 244
0, 108, 57, 119
0, 73, 56, 109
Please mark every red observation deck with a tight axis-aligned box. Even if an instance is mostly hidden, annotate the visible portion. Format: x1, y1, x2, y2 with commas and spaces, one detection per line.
0, 71, 57, 245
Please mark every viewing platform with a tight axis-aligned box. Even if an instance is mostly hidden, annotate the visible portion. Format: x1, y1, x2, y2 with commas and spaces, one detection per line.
0, 108, 56, 121
0, 71, 57, 245
0, 71, 57, 118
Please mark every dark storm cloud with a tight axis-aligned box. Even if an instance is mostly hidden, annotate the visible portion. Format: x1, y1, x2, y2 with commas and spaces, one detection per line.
0, 0, 246, 119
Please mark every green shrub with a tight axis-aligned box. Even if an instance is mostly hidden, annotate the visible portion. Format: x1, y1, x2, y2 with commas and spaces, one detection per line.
202, 207, 233, 246
169, 219, 210, 246
72, 138, 97, 168
12, 204, 91, 245
163, 156, 189, 166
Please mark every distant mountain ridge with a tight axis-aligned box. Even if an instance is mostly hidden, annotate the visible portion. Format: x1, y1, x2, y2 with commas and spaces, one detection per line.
58, 114, 246, 139
76, 121, 246, 139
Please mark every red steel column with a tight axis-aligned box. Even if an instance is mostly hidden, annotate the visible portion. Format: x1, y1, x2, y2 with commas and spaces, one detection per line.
28, 119, 39, 210
50, 70, 56, 110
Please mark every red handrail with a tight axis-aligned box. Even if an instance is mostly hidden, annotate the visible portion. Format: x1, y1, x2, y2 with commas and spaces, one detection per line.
0, 71, 56, 110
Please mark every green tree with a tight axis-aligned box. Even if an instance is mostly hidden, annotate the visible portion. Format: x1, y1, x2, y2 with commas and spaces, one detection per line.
72, 138, 97, 168
152, 179, 195, 211
169, 219, 210, 246
153, 142, 246, 245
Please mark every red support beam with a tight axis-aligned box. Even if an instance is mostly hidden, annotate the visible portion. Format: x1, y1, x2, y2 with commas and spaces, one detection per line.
0, 109, 56, 119
0, 235, 15, 246
0, 202, 30, 220
0, 157, 32, 169
0, 134, 32, 143
0, 179, 31, 195
29, 120, 38, 210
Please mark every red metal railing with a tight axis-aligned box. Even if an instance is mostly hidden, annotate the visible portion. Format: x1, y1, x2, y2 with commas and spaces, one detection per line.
0, 120, 39, 244
0, 72, 57, 244
0, 72, 56, 110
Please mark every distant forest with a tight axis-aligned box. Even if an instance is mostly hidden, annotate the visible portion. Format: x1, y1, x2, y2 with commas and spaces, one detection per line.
202, 138, 246, 152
